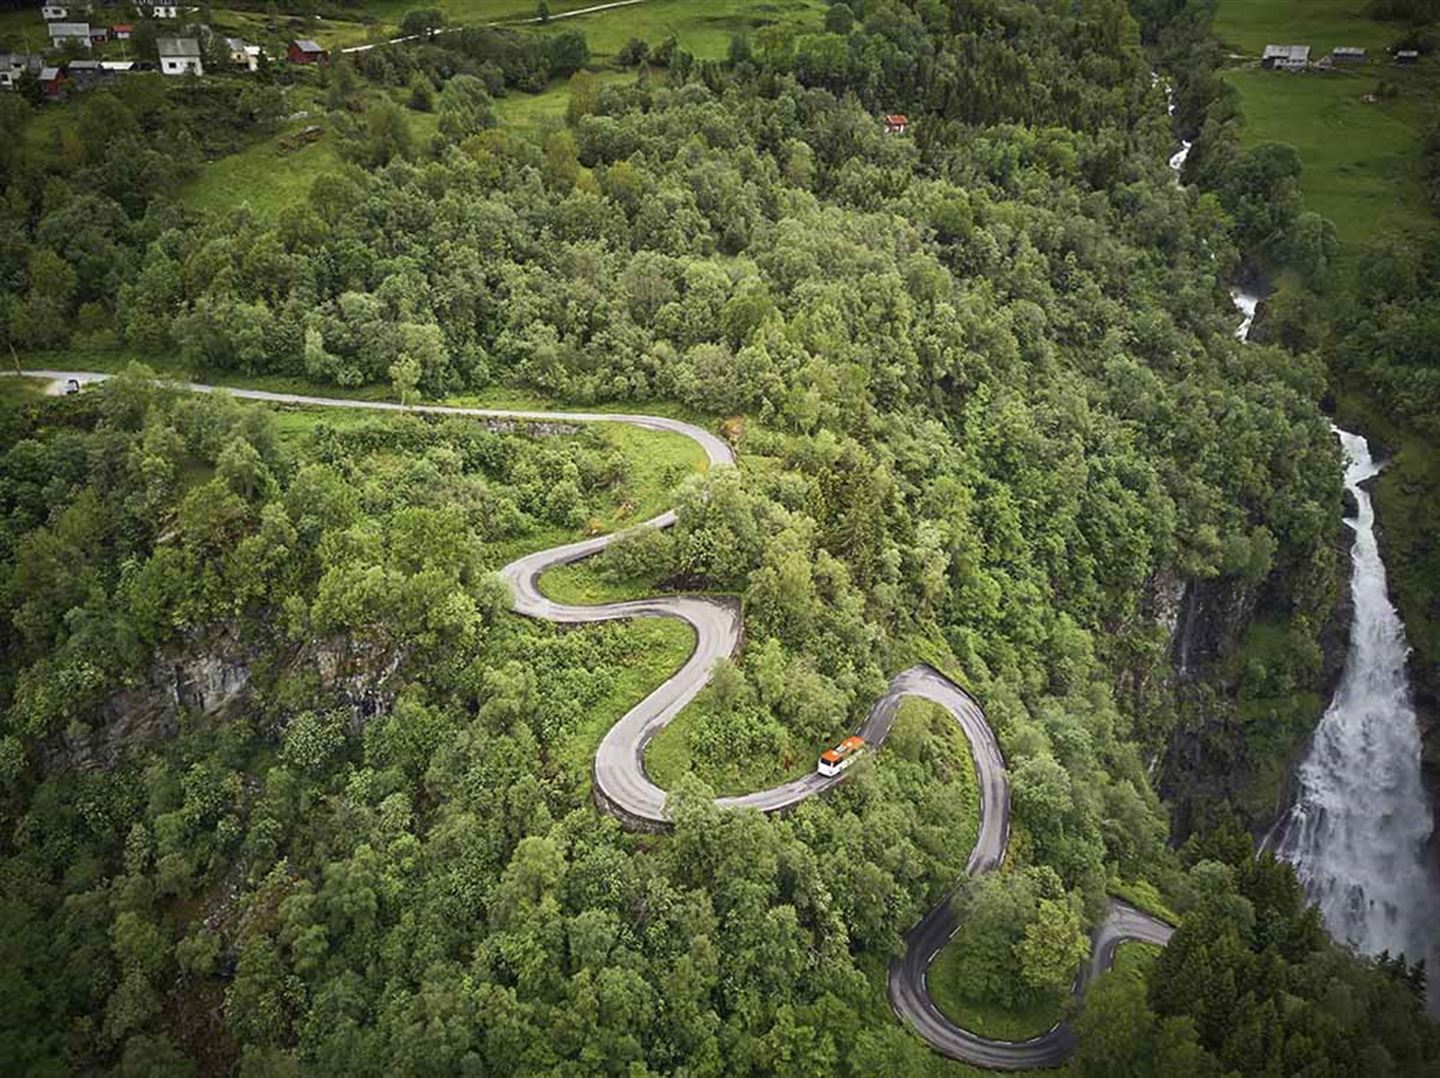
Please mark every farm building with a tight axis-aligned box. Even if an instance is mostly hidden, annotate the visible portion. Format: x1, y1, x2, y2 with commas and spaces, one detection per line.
288, 39, 328, 64
39, 65, 65, 98
1332, 47, 1365, 63
1262, 44, 1310, 71
884, 113, 908, 134
1395, 50, 1419, 65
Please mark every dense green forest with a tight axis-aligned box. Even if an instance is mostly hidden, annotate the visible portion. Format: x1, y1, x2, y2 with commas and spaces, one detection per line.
1, 0, 1437, 1073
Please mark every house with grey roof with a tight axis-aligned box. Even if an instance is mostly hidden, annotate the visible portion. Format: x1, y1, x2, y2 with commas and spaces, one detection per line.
157, 36, 202, 76
1261, 44, 1310, 71
47, 21, 93, 49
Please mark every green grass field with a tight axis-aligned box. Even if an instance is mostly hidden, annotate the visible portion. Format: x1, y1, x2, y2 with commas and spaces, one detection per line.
1223, 66, 1434, 245
1215, 0, 1438, 248
178, 93, 438, 217
531, 0, 827, 60
0, 7, 46, 52
180, 118, 344, 217
1214, 0, 1403, 56
494, 69, 635, 134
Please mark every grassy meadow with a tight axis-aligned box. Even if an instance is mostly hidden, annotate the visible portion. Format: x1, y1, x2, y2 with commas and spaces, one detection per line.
528, 0, 827, 60
1214, 0, 1405, 56
1215, 0, 1438, 247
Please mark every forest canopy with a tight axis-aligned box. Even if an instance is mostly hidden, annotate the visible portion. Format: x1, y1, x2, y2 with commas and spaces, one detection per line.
1, 0, 1433, 1074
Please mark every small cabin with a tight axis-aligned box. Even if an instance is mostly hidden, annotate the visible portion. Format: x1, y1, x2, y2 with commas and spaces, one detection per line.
287, 39, 328, 65
39, 65, 65, 98
1332, 46, 1365, 63
1395, 49, 1419, 66
883, 113, 909, 135
1261, 44, 1310, 71
111, 24, 133, 40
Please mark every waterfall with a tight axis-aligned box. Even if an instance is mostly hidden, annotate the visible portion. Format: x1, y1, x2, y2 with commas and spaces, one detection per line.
1270, 430, 1440, 970
1164, 81, 1191, 176
1230, 288, 1259, 341
1229, 289, 1438, 977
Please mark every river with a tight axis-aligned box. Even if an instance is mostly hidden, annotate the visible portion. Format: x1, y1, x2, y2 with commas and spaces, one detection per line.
1230, 295, 1440, 974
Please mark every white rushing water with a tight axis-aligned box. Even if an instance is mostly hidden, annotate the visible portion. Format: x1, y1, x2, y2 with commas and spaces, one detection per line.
1271, 430, 1440, 967
1163, 81, 1191, 176
1230, 288, 1259, 340
1229, 289, 1438, 973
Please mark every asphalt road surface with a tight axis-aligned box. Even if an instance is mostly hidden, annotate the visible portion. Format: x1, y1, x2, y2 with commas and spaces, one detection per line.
13, 371, 1174, 1069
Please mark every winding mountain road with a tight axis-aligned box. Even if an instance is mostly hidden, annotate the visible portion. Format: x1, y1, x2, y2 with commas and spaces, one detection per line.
10, 370, 1173, 1069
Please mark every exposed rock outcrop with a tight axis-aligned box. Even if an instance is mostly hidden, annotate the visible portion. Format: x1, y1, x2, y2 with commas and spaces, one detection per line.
40, 631, 406, 773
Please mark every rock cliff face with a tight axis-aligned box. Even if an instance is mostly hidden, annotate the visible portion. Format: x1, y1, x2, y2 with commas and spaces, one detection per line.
1365, 474, 1440, 798
41, 642, 258, 772
41, 632, 404, 773
1157, 517, 1353, 842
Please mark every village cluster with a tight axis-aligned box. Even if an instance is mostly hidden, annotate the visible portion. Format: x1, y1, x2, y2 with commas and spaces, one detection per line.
0, 1, 332, 98
1260, 42, 1420, 71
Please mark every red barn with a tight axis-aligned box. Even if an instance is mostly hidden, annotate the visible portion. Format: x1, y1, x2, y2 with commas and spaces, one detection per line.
287, 39, 328, 64
40, 65, 66, 99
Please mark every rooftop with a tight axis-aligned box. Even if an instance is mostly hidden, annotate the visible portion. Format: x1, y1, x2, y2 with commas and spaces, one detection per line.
157, 36, 201, 58
292, 39, 324, 52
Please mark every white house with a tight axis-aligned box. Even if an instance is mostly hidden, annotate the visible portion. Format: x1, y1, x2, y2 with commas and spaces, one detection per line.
157, 36, 202, 76
47, 21, 92, 49
225, 37, 260, 71
40, 3, 87, 20
0, 53, 41, 91
1261, 44, 1310, 71
143, 3, 182, 18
